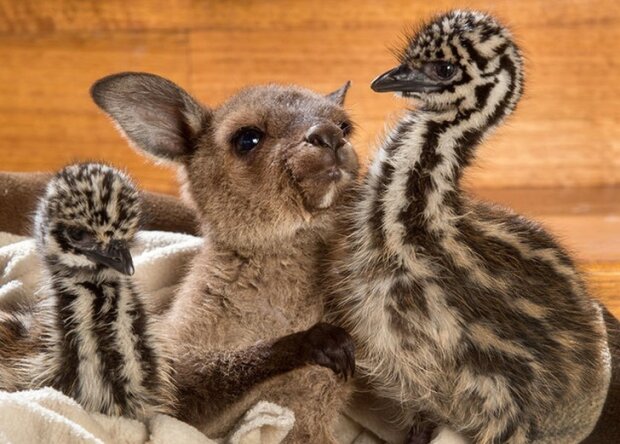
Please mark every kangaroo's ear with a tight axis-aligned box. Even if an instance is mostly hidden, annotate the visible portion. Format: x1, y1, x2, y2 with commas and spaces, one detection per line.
91, 72, 210, 162
325, 81, 351, 106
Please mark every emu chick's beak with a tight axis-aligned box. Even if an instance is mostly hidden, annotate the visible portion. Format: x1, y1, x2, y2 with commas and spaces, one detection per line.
86, 240, 135, 275
371, 64, 441, 93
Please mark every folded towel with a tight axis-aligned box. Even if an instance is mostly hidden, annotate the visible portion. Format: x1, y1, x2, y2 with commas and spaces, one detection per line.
0, 387, 295, 444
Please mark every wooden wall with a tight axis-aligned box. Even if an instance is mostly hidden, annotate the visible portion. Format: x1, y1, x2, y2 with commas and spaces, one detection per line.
0, 0, 618, 195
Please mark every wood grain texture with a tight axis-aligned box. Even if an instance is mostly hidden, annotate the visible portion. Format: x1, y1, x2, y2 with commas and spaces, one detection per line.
0, 29, 188, 193
0, 0, 618, 193
585, 263, 620, 318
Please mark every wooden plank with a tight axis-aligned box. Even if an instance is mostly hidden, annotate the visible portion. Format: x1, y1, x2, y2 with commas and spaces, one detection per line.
188, 0, 619, 188
0, 0, 618, 190
187, 0, 619, 31
0, 0, 192, 34
474, 187, 620, 217
0, 31, 187, 194
583, 263, 620, 318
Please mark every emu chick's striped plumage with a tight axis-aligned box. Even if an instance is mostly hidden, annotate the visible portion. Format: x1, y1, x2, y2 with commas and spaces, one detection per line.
328, 10, 611, 444
1, 163, 174, 420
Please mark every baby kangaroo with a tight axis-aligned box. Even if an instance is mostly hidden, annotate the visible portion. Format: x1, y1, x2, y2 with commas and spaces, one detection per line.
91, 73, 359, 441
328, 10, 611, 444
0, 163, 174, 420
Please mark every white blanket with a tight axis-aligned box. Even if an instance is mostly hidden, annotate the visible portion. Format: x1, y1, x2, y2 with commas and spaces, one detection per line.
0, 231, 297, 444
0, 387, 294, 444
0, 231, 380, 444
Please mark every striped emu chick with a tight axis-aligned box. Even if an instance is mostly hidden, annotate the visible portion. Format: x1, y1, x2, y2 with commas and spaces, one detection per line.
328, 10, 611, 444
26, 163, 173, 419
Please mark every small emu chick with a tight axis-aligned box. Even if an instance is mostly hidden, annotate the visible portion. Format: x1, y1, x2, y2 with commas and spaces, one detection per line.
328, 10, 611, 444
3, 163, 174, 420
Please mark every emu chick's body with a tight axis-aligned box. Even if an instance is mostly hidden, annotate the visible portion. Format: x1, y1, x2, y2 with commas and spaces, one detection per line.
0, 163, 174, 420
91, 74, 359, 442
328, 10, 611, 444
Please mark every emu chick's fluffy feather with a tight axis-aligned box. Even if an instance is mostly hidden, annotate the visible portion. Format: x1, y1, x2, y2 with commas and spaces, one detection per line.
0, 163, 175, 420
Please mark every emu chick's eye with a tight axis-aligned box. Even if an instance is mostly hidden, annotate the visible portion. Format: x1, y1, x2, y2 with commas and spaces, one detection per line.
66, 227, 89, 243
339, 121, 353, 137
432, 61, 457, 80
232, 127, 264, 154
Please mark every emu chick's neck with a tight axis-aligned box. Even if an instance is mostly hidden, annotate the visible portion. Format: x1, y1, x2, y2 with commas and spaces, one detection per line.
363, 70, 519, 253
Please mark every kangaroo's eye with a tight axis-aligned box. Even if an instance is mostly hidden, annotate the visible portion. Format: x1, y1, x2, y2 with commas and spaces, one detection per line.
339, 121, 353, 137
232, 127, 264, 155
430, 61, 457, 80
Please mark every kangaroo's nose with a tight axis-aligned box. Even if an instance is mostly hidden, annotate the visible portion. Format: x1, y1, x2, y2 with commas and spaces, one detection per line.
304, 123, 345, 151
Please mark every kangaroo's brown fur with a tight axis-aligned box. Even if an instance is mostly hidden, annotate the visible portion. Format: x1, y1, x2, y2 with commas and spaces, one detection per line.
90, 73, 360, 442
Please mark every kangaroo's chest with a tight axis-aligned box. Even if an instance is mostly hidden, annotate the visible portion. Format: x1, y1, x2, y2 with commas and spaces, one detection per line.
173, 251, 323, 348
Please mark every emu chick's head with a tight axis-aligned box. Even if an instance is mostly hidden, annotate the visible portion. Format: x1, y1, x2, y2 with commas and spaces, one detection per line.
90, 73, 359, 250
36, 163, 140, 275
372, 10, 523, 113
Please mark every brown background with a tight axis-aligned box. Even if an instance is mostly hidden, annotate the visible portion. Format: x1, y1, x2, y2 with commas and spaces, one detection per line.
0, 0, 619, 314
